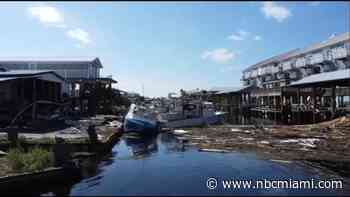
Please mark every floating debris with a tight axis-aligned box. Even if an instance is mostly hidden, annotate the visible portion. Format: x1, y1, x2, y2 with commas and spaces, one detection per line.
175, 136, 188, 141
243, 130, 253, 134
198, 148, 231, 153
173, 129, 189, 135
191, 136, 208, 140
176, 116, 350, 177
259, 140, 270, 145
231, 128, 242, 132
279, 139, 299, 143
108, 121, 122, 128
238, 136, 254, 141
279, 138, 320, 148
57, 127, 82, 135
270, 159, 292, 164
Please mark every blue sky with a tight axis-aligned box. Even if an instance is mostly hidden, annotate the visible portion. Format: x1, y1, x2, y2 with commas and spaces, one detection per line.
0, 2, 348, 97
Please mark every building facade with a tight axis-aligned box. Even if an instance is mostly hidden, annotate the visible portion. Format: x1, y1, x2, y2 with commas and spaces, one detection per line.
241, 32, 350, 89
0, 57, 103, 95
239, 32, 350, 124
0, 57, 117, 116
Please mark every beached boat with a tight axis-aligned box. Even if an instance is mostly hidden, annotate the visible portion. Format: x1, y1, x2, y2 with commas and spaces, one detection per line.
123, 104, 159, 134
158, 101, 226, 128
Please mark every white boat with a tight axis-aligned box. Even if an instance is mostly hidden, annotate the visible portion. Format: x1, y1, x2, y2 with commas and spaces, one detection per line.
158, 101, 226, 128
123, 104, 159, 134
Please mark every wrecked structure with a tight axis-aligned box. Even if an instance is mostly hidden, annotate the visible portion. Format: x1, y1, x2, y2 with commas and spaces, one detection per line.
0, 70, 64, 127
0, 57, 117, 127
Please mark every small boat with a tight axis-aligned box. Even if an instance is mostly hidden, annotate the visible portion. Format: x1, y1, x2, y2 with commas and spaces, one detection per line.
158, 101, 227, 129
123, 104, 159, 134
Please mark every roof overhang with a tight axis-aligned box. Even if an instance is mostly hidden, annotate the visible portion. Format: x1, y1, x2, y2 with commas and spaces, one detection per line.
0, 70, 65, 81
0, 57, 103, 68
66, 77, 117, 84
214, 85, 253, 95
288, 69, 350, 88
0, 76, 40, 83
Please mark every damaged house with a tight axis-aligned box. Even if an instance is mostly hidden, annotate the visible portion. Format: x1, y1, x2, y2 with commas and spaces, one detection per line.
0, 70, 64, 127
0, 57, 117, 127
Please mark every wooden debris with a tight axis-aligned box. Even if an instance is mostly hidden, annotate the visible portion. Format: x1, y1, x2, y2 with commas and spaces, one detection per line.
270, 159, 292, 164
198, 148, 231, 153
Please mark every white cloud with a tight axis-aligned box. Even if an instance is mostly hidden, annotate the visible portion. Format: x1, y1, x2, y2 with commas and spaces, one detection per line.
254, 35, 262, 41
66, 28, 92, 46
228, 30, 262, 41
260, 2, 291, 22
201, 48, 235, 64
228, 30, 250, 41
28, 6, 65, 28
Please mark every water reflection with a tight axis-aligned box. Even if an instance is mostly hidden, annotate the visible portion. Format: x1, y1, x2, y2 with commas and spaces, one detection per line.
71, 151, 116, 193
160, 132, 187, 153
124, 134, 158, 158
122, 132, 189, 159
3, 132, 349, 196
223, 112, 283, 125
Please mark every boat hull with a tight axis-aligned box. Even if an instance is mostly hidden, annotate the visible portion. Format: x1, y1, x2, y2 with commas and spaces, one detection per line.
124, 117, 158, 134
123, 104, 159, 134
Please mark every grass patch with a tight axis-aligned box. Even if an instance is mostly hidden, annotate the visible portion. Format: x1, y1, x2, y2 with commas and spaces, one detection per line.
6, 145, 55, 173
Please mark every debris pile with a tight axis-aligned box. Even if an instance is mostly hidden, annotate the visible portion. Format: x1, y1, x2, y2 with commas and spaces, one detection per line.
0, 115, 123, 145
177, 116, 350, 177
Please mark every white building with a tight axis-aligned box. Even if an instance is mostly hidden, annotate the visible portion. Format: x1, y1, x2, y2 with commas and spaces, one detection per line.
241, 32, 350, 89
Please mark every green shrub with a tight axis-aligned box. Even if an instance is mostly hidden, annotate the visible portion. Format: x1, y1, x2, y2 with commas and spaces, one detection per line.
6, 146, 55, 172
6, 148, 25, 171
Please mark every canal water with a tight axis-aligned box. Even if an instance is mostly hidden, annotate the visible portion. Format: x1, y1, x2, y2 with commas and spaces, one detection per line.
27, 132, 347, 196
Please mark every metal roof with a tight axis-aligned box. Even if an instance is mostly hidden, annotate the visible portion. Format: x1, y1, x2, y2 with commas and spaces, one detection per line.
297, 32, 350, 55
66, 77, 117, 83
0, 70, 65, 80
289, 69, 350, 87
0, 57, 103, 68
0, 70, 51, 75
215, 85, 251, 94
209, 87, 227, 92
209, 86, 239, 92
0, 76, 41, 83
0, 77, 19, 82
243, 49, 300, 72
